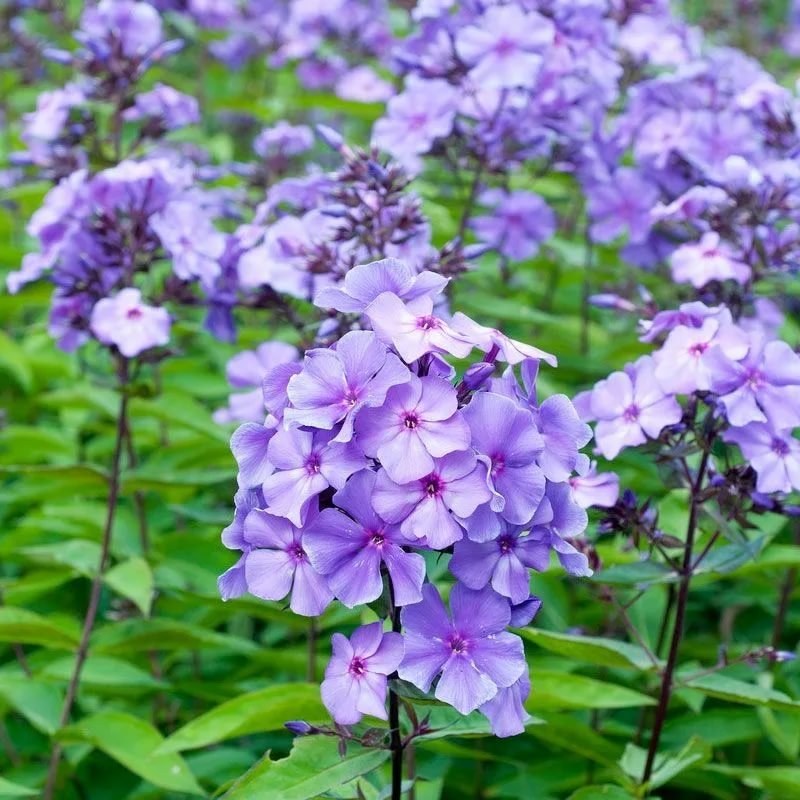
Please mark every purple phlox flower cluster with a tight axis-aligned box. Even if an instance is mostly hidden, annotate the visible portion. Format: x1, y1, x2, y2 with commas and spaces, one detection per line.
7, 157, 230, 354
579, 299, 800, 496
16, 0, 196, 179
220, 257, 595, 736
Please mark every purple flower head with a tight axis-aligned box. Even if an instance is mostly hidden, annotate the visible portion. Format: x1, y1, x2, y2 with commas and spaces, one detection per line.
480, 672, 531, 738
243, 509, 333, 617
314, 258, 448, 315
472, 190, 556, 261
90, 288, 170, 358
321, 623, 404, 725
456, 5, 554, 89
670, 232, 751, 289
150, 201, 226, 286
253, 121, 314, 160
372, 77, 458, 169
356, 375, 470, 483
587, 168, 659, 244
124, 83, 200, 130
654, 317, 749, 395
22, 84, 85, 143
399, 583, 526, 715
218, 486, 264, 601
304, 470, 425, 608
710, 336, 800, 429
366, 293, 474, 363
262, 428, 366, 526
569, 462, 620, 509
724, 423, 800, 495
79, 0, 164, 60
373, 451, 491, 550
215, 342, 300, 425
577, 356, 682, 460
463, 392, 545, 529
285, 330, 410, 442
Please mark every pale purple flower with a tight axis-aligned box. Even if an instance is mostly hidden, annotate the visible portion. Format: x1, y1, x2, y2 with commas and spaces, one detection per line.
471, 190, 556, 261
398, 583, 526, 715
534, 395, 592, 482
150, 201, 226, 285
79, 0, 163, 59
215, 342, 300, 424
304, 470, 425, 607
366, 293, 473, 363
23, 84, 85, 142
711, 337, 800, 429
455, 5, 554, 89
230, 422, 275, 488
670, 232, 751, 288
568, 462, 620, 509
217, 486, 263, 601
355, 375, 470, 483
654, 318, 749, 395
449, 313, 556, 367
578, 356, 682, 460
450, 523, 545, 604
243, 509, 333, 616
336, 66, 394, 103
124, 83, 200, 130
463, 392, 545, 527
539, 481, 592, 576
372, 451, 491, 549
587, 168, 659, 244
90, 288, 170, 357
321, 623, 404, 725
262, 428, 366, 525
724, 423, 800, 494
253, 121, 313, 159
285, 331, 410, 442
480, 673, 531, 738
372, 78, 458, 168
314, 258, 447, 315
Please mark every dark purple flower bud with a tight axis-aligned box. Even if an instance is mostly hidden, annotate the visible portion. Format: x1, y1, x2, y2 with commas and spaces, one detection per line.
462, 361, 495, 391
284, 721, 315, 736
589, 293, 637, 312
316, 124, 344, 152
43, 47, 73, 64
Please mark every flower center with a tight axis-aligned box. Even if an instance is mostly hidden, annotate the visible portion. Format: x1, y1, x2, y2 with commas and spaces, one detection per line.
688, 341, 708, 357
448, 634, 468, 655
622, 404, 640, 422
494, 37, 517, 57
348, 656, 367, 677
416, 315, 439, 331
305, 455, 321, 474
403, 413, 419, 429
498, 535, 514, 554
343, 387, 359, 407
746, 368, 764, 391
491, 453, 505, 476
408, 113, 429, 130
772, 438, 790, 457
126, 307, 143, 320
289, 543, 307, 562
368, 530, 385, 547
424, 475, 443, 497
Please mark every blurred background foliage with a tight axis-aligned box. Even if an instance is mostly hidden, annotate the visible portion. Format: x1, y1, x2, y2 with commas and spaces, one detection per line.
1, 2, 800, 799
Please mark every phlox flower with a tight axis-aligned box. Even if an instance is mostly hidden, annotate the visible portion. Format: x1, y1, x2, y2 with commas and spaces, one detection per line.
724, 423, 800, 494
90, 287, 170, 358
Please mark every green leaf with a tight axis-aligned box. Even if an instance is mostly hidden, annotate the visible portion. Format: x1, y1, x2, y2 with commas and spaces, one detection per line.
662, 709, 762, 748
568, 787, 637, 800
0, 330, 33, 392
527, 670, 656, 711
104, 557, 154, 616
592, 561, 675, 586
682, 673, 800, 713
223, 737, 389, 800
0, 607, 79, 650
0, 777, 37, 797
58, 710, 204, 795
159, 683, 327, 753
707, 766, 800, 795
515, 628, 660, 671
0, 675, 63, 734
41, 655, 164, 690
531, 714, 623, 765
620, 736, 711, 790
